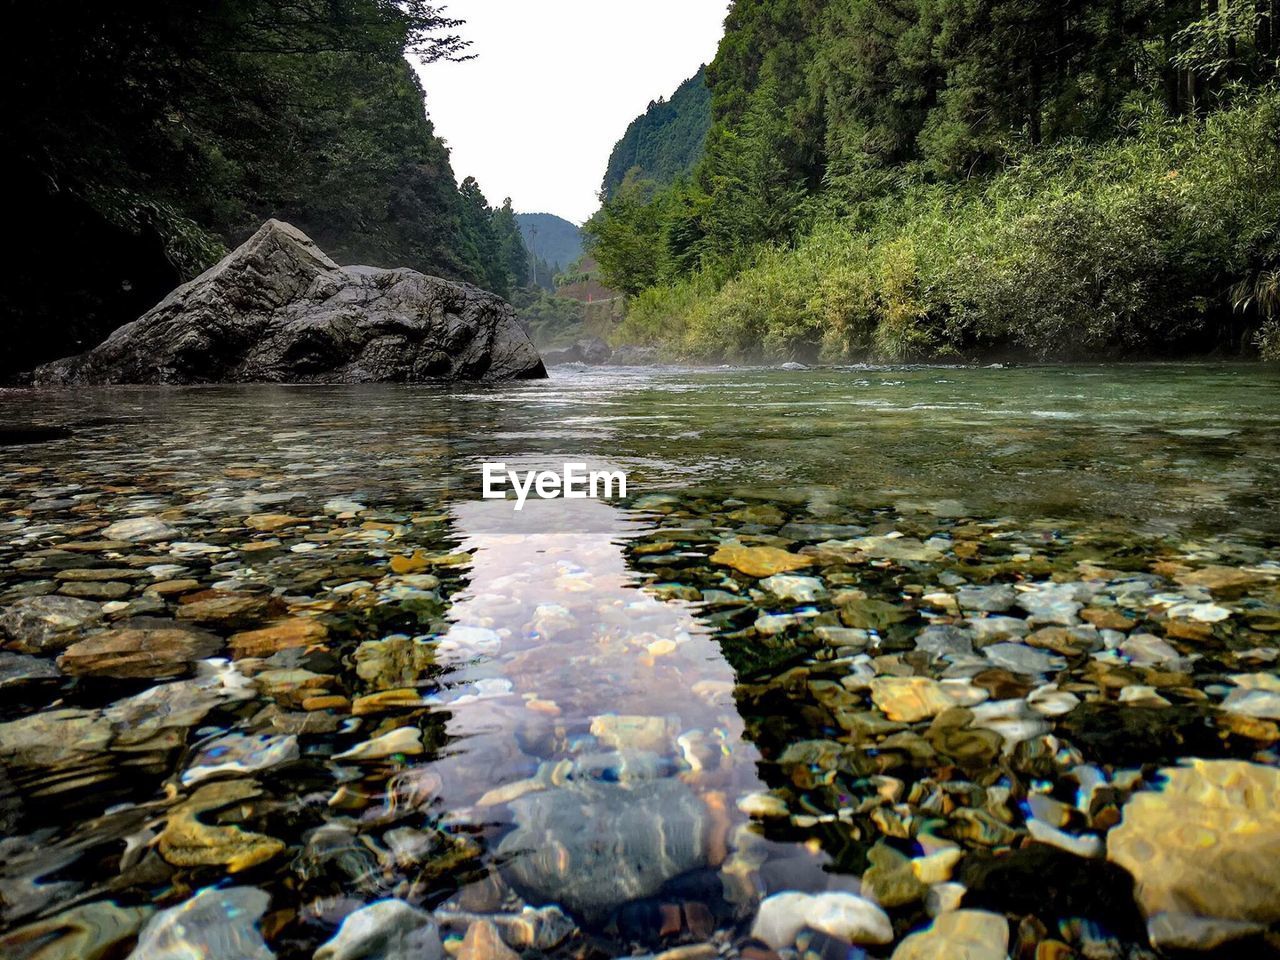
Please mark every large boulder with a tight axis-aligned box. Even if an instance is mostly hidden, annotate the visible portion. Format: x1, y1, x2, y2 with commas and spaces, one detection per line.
30, 220, 546, 384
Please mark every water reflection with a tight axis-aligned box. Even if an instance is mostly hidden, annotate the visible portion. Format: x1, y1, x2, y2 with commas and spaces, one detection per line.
420, 496, 832, 933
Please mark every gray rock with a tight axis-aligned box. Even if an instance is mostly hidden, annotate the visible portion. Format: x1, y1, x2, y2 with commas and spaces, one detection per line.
542, 336, 612, 366
0, 652, 61, 689
915, 625, 975, 660
128, 886, 274, 960
982, 642, 1066, 675
956, 585, 1017, 613
31, 220, 546, 385
498, 778, 720, 921
314, 899, 442, 960
0, 595, 104, 654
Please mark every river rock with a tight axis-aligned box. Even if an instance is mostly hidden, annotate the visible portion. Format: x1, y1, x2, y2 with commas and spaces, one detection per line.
0, 595, 104, 654
31, 219, 546, 385
890, 910, 1009, 960
0, 900, 153, 960
158, 779, 285, 872
711, 543, 812, 578
869, 677, 958, 723
457, 919, 518, 960
1106, 759, 1280, 950
229, 617, 328, 658
751, 891, 893, 948
314, 899, 442, 960
101, 517, 178, 542
0, 652, 61, 688
57, 619, 223, 679
180, 732, 300, 784
498, 777, 726, 921
128, 886, 274, 960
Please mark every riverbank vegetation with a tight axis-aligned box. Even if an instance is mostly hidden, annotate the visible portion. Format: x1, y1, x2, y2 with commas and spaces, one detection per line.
588, 0, 1280, 362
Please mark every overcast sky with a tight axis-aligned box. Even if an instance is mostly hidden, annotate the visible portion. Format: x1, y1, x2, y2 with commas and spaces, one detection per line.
415, 1, 729, 225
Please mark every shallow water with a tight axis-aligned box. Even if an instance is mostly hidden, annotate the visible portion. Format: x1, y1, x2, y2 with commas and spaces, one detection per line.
0, 365, 1278, 959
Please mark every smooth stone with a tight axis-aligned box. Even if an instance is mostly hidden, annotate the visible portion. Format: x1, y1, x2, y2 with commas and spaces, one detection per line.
498, 777, 723, 922
711, 543, 812, 578
915, 625, 974, 659
814, 626, 870, 648
57, 619, 223, 679
751, 891, 892, 949
158, 780, 285, 872
589, 714, 679, 753
967, 616, 1029, 642
869, 677, 959, 723
890, 910, 1009, 960
1219, 688, 1280, 720
982, 642, 1065, 675
0, 595, 104, 654
354, 636, 436, 691
956, 585, 1017, 613
177, 591, 272, 626
58, 581, 132, 600
925, 883, 967, 917
761, 574, 827, 602
1167, 602, 1232, 623
181, 732, 300, 785
1118, 633, 1185, 667
1025, 685, 1080, 717
127, 886, 274, 960
457, 919, 518, 960
1106, 759, 1280, 948
738, 792, 791, 819
229, 618, 328, 658
0, 901, 153, 960
863, 842, 929, 907
334, 726, 423, 761
1016, 583, 1087, 624
314, 899, 442, 960
101, 517, 178, 542
1027, 819, 1103, 858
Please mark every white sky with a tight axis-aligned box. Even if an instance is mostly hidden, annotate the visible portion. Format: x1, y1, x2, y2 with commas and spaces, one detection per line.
415, 1, 729, 225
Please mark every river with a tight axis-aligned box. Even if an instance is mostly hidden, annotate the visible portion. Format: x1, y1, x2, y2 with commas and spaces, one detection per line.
0, 364, 1278, 959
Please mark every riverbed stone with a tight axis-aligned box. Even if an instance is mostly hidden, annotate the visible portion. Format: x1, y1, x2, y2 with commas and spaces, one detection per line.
0, 900, 153, 960
711, 544, 812, 578
869, 677, 957, 723
0, 595, 104, 654
128, 886, 274, 960
57, 619, 223, 679
100, 517, 178, 542
498, 777, 726, 921
889, 910, 1009, 960
1105, 759, 1280, 950
314, 899, 442, 960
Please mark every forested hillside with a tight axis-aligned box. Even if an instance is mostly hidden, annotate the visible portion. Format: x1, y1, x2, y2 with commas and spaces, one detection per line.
588, 0, 1280, 362
516, 213, 584, 270
601, 67, 712, 201
3, 1, 529, 376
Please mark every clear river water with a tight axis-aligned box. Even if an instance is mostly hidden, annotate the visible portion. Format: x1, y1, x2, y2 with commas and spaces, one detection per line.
0, 364, 1278, 960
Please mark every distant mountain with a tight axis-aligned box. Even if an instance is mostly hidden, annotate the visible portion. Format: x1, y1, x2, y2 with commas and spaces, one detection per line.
516, 213, 583, 271
601, 66, 711, 201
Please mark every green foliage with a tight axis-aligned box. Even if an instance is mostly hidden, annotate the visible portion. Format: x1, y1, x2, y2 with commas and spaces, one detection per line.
617, 93, 1280, 361
601, 67, 713, 200
593, 0, 1280, 360
511, 289, 589, 347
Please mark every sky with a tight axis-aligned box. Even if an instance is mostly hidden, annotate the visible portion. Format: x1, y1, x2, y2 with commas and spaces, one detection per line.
415, 1, 729, 225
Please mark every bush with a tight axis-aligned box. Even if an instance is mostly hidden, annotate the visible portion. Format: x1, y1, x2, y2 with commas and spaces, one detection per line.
615, 92, 1280, 362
